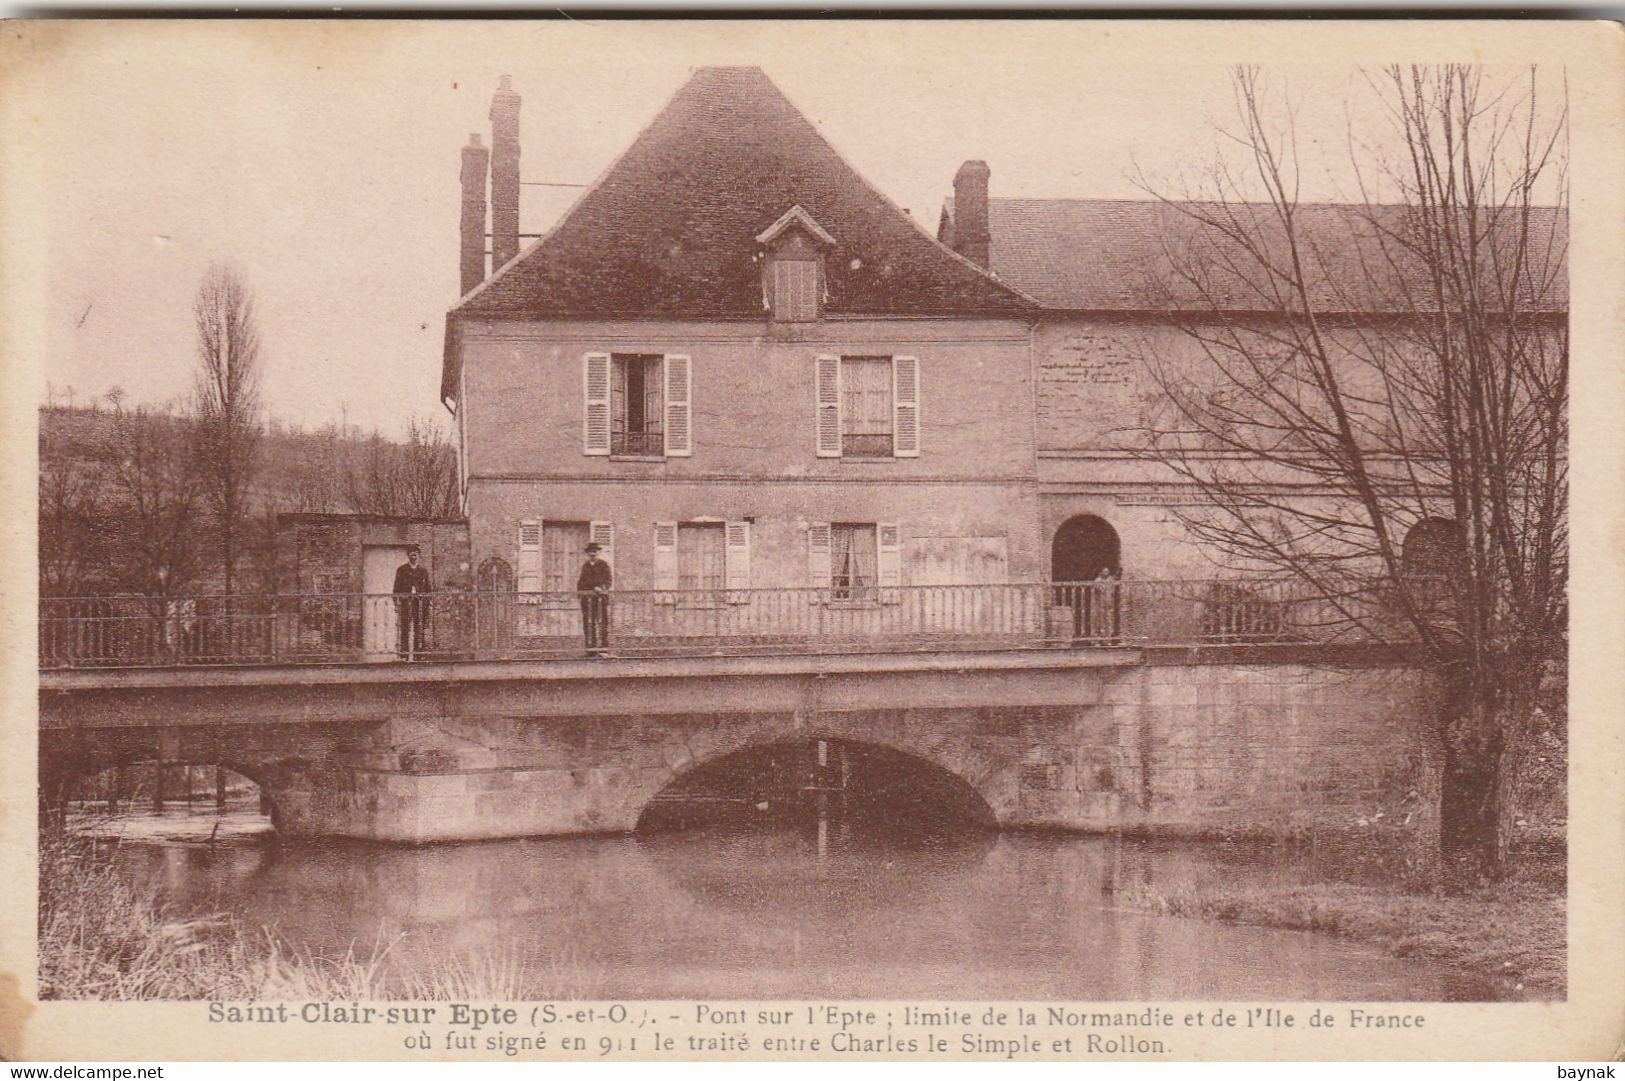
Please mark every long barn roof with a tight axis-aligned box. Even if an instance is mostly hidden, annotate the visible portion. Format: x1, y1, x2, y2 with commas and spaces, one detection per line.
942, 196, 1568, 315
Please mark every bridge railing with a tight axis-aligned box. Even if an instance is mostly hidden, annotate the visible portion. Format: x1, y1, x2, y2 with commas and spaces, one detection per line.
37, 579, 1405, 669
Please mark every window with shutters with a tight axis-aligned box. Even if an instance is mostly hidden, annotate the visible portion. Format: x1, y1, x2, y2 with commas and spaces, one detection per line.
586, 352, 692, 458
516, 521, 589, 608
654, 519, 749, 605
811, 521, 901, 604
816, 355, 920, 459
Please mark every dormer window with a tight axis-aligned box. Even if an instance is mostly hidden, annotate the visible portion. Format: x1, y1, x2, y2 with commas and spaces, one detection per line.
771, 260, 820, 322
757, 205, 836, 324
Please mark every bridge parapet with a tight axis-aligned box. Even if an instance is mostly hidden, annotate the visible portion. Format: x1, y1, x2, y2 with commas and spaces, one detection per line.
39, 579, 1408, 671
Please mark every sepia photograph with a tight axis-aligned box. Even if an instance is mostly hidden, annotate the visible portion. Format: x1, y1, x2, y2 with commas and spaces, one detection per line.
3, 17, 1621, 1063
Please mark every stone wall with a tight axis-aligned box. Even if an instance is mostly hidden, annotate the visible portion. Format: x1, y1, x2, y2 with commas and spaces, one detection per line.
275, 514, 472, 594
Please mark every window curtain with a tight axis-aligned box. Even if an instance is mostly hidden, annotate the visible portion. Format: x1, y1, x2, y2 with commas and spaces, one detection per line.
832, 524, 877, 588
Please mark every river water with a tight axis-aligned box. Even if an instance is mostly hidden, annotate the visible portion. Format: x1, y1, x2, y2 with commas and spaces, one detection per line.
85, 804, 1513, 1002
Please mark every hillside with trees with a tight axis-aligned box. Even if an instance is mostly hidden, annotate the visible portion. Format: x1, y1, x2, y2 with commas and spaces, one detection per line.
39, 401, 460, 599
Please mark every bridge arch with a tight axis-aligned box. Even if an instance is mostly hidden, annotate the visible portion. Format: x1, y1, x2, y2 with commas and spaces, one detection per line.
38, 726, 319, 832
67, 759, 270, 812
634, 730, 1003, 834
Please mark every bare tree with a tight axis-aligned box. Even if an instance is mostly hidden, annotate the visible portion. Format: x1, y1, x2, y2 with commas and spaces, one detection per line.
191, 264, 264, 595
346, 416, 460, 519
95, 404, 207, 598
38, 414, 106, 597
1135, 66, 1566, 875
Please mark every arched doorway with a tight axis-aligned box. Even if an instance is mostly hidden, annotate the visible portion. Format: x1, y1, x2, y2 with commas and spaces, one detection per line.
1051, 514, 1121, 583
1051, 515, 1122, 644
475, 556, 515, 657
1402, 518, 1462, 577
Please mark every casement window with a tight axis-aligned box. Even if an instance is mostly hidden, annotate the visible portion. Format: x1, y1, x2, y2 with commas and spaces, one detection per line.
814, 354, 920, 459
583, 352, 692, 458
518, 519, 612, 605
808, 521, 901, 603
771, 260, 820, 322
541, 521, 590, 597
654, 519, 751, 604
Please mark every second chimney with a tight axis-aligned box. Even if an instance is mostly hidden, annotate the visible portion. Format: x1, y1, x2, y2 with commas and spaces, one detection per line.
489, 75, 522, 273
952, 160, 991, 268
459, 133, 490, 296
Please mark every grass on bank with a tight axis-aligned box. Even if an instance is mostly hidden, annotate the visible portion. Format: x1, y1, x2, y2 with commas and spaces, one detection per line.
1112, 833, 1566, 998
37, 833, 586, 1001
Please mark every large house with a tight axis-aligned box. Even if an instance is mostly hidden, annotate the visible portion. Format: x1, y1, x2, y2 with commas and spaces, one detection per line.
440, 66, 1563, 648
443, 67, 1042, 635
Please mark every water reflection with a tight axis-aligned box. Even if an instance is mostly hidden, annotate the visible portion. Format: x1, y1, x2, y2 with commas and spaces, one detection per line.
104, 815, 1512, 1001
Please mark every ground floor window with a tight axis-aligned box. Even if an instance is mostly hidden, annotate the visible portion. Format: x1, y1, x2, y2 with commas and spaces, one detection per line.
542, 522, 590, 595
831, 522, 878, 600
677, 522, 726, 594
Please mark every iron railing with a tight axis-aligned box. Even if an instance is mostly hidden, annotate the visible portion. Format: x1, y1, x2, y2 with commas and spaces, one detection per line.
37, 579, 1404, 670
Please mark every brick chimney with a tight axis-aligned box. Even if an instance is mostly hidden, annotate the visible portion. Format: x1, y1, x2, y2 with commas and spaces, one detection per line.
489, 75, 522, 272
459, 133, 490, 296
952, 160, 991, 268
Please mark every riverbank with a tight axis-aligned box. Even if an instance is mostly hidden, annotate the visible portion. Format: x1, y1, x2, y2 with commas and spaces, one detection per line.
1113, 836, 1565, 998
37, 834, 547, 1000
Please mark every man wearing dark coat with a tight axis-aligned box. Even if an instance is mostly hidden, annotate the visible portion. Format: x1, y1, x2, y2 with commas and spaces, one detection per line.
393, 547, 432, 659
577, 542, 613, 655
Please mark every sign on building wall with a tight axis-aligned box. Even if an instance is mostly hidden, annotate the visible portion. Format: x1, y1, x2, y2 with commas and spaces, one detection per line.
904, 536, 1010, 585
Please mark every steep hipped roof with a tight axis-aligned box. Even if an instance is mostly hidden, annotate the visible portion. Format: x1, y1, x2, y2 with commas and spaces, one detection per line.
457, 67, 1032, 322
942, 196, 1569, 315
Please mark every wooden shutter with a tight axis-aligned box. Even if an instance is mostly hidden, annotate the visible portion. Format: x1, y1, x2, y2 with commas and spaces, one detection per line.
664, 354, 692, 457
725, 520, 751, 603
652, 521, 678, 601
584, 352, 611, 455
589, 521, 614, 578
893, 355, 920, 458
815, 354, 841, 458
807, 522, 832, 599
517, 520, 541, 593
877, 522, 903, 603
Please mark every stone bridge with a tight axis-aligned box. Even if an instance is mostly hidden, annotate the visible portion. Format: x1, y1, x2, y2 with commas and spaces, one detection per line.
39, 649, 1432, 842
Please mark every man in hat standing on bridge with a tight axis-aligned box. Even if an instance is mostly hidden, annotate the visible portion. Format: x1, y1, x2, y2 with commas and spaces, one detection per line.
577, 542, 613, 655
393, 546, 432, 660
